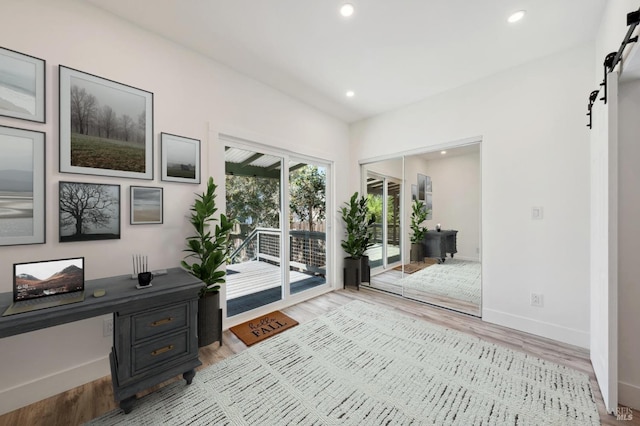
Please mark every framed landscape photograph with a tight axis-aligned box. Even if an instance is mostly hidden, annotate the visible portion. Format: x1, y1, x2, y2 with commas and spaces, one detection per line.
0, 126, 45, 246
130, 186, 163, 225
161, 132, 200, 184
59, 66, 153, 179
59, 181, 121, 242
0, 47, 45, 123
411, 184, 418, 201
417, 173, 427, 200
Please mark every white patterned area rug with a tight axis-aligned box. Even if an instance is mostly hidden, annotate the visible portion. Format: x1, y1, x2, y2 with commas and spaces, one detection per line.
88, 301, 598, 426
398, 258, 481, 305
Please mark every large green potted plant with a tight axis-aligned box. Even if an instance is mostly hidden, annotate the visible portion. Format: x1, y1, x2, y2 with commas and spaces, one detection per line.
340, 192, 376, 288
182, 177, 234, 347
410, 199, 429, 262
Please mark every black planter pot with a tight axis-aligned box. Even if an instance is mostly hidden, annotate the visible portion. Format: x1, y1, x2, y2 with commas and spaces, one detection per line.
360, 255, 371, 283
343, 257, 361, 290
410, 243, 423, 262
198, 291, 223, 347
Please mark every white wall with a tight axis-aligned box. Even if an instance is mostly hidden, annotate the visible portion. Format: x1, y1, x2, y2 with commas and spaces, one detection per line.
422, 152, 480, 261
0, 0, 349, 414
351, 44, 593, 348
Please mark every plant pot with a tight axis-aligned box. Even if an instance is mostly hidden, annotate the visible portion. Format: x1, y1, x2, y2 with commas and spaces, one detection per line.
343, 257, 361, 290
198, 291, 223, 347
410, 243, 423, 262
360, 255, 370, 283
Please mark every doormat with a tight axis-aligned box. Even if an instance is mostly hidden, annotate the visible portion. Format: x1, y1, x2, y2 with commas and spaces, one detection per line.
393, 259, 438, 274
230, 311, 299, 346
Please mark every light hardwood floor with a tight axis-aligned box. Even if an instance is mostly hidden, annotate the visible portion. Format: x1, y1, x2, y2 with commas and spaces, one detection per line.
0, 287, 637, 426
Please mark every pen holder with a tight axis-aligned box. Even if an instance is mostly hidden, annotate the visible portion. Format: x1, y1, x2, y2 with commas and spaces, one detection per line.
137, 272, 154, 288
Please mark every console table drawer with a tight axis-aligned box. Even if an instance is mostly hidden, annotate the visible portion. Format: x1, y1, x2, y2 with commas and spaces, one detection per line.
132, 303, 188, 341
132, 331, 189, 374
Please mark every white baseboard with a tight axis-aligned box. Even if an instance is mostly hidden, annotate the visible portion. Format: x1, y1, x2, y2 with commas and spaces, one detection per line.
451, 255, 480, 262
482, 307, 589, 349
620, 380, 640, 411
0, 356, 110, 415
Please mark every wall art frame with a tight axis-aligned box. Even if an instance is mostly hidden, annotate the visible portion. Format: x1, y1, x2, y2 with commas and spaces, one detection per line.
59, 65, 153, 180
0, 47, 45, 123
161, 132, 201, 184
59, 181, 121, 242
0, 125, 45, 246
130, 185, 163, 225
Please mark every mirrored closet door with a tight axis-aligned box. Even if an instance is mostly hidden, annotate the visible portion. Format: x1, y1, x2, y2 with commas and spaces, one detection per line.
363, 142, 482, 317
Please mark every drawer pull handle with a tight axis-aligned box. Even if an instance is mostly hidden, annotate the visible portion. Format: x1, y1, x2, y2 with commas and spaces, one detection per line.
150, 317, 174, 327
151, 345, 174, 356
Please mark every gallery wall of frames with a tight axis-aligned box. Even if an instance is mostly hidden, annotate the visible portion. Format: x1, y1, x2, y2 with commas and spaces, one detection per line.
0, 46, 200, 247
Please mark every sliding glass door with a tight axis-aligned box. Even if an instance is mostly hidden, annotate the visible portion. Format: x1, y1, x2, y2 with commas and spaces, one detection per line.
288, 159, 327, 295
225, 146, 283, 316
224, 142, 331, 317
366, 172, 402, 271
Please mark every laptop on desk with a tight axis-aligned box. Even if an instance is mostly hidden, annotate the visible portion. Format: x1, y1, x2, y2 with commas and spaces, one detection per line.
2, 257, 85, 317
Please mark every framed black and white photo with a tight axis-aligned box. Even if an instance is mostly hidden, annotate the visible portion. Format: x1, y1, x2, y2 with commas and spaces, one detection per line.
425, 175, 432, 193
0, 126, 45, 246
425, 193, 433, 220
59, 181, 121, 242
417, 173, 427, 200
59, 66, 153, 179
161, 132, 200, 184
130, 186, 163, 225
411, 184, 418, 201
0, 47, 45, 123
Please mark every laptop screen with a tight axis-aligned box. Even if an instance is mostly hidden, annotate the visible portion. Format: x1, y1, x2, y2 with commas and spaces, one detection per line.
13, 257, 85, 302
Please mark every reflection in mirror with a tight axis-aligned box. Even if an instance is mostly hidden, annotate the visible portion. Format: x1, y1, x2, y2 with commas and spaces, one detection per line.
361, 158, 404, 295
362, 142, 482, 317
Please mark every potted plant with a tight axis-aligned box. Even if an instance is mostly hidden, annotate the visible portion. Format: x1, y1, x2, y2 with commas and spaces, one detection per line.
410, 199, 429, 262
182, 177, 234, 347
340, 192, 376, 288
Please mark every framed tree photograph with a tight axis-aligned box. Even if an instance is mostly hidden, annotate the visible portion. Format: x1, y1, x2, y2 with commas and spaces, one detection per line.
59, 66, 153, 179
0, 47, 45, 123
130, 186, 163, 225
0, 125, 45, 246
161, 132, 200, 184
59, 181, 121, 242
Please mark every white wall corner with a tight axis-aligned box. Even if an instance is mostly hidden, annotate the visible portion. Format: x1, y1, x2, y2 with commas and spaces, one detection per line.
619, 380, 640, 411
482, 308, 590, 349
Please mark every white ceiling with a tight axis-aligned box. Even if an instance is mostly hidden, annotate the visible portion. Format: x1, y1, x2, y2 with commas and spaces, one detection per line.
86, 0, 606, 123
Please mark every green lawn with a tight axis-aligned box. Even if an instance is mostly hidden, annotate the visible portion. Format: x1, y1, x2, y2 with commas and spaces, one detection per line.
71, 133, 145, 172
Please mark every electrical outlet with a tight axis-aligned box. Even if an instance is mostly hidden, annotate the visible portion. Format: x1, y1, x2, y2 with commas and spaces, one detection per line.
530, 293, 544, 307
103, 317, 113, 337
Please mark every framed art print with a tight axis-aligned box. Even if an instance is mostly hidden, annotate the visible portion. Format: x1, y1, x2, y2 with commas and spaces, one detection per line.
59, 65, 153, 179
161, 132, 201, 184
0, 47, 45, 123
130, 186, 163, 225
59, 181, 121, 242
0, 125, 45, 246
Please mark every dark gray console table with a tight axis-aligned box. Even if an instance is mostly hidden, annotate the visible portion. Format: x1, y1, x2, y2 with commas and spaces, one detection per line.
423, 230, 458, 262
0, 268, 202, 414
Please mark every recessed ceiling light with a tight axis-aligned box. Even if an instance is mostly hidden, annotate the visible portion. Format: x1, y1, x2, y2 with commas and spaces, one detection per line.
340, 3, 355, 17
507, 10, 526, 23
440, 151, 447, 155
346, 90, 355, 98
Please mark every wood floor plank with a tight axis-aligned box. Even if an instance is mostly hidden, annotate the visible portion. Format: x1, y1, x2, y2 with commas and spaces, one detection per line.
0, 287, 636, 425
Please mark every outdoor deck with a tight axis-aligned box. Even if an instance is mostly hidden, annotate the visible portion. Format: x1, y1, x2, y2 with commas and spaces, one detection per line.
226, 260, 326, 316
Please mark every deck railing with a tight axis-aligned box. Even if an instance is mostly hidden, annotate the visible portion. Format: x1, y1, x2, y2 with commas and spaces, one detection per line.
229, 227, 326, 276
